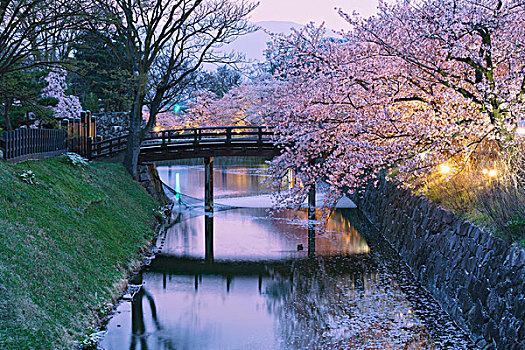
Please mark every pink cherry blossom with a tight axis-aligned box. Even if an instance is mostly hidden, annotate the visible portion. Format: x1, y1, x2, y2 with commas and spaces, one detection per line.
42, 69, 82, 119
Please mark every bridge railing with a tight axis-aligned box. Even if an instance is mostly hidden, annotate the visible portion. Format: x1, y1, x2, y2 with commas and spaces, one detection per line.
142, 126, 273, 147
88, 134, 128, 159
88, 126, 275, 159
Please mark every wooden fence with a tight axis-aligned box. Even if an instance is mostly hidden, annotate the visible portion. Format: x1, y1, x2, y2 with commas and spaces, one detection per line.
60, 111, 97, 157
0, 128, 68, 162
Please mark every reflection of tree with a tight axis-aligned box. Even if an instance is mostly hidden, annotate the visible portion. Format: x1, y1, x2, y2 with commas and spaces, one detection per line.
130, 287, 159, 350
130, 286, 178, 350
263, 258, 435, 350
268, 209, 371, 256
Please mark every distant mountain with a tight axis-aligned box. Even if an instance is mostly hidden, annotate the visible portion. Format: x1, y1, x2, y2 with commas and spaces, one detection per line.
225, 21, 304, 63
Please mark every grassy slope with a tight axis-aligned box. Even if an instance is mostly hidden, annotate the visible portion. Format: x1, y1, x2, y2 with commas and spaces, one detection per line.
0, 156, 159, 349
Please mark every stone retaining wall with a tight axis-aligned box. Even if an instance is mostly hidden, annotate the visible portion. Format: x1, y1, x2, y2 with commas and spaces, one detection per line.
356, 178, 525, 350
138, 164, 169, 205
94, 112, 130, 139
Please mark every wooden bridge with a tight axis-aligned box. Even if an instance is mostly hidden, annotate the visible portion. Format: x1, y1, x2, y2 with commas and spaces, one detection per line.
90, 125, 318, 258
87, 126, 279, 163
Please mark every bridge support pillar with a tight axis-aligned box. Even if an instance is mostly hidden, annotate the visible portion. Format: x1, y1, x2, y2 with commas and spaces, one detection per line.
204, 157, 214, 263
205, 214, 214, 263
308, 184, 316, 258
204, 157, 214, 212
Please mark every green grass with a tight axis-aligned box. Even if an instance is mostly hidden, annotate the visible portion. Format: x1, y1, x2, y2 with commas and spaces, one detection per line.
0, 156, 159, 349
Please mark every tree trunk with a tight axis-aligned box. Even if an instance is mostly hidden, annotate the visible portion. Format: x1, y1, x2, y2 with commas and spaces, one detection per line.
123, 110, 143, 179
4, 98, 12, 131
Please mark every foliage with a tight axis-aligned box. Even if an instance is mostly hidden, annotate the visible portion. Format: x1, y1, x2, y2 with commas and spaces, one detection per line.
71, 31, 134, 112
197, 65, 242, 98
0, 157, 159, 349
81, 92, 100, 113
82, 92, 100, 113
0, 69, 56, 130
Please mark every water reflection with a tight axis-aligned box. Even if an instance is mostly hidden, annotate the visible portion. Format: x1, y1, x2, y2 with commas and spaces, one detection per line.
109, 256, 437, 350
160, 208, 369, 261
100, 163, 475, 350
157, 164, 271, 200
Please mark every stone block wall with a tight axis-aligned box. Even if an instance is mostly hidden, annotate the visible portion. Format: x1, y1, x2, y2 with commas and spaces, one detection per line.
357, 178, 525, 350
93, 112, 130, 139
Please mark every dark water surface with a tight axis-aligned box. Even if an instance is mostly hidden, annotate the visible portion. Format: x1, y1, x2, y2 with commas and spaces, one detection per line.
99, 162, 476, 350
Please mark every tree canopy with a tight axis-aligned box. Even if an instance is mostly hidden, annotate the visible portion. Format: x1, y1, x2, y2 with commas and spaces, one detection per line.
190, 0, 525, 207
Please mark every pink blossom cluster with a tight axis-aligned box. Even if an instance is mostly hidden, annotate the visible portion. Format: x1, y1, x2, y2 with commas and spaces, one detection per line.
186, 73, 280, 127
41, 69, 82, 119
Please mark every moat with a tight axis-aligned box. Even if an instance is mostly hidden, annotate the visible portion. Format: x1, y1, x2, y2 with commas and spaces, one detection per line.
100, 160, 475, 350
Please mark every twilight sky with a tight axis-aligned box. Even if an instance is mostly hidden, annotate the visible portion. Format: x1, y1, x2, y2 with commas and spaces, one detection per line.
249, 0, 379, 30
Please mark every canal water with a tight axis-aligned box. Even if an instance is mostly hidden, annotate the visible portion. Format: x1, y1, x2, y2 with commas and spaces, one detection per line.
99, 160, 476, 350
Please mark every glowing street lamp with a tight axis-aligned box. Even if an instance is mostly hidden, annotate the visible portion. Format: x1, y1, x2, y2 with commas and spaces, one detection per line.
482, 168, 498, 177
153, 126, 161, 133
488, 169, 498, 178
439, 164, 451, 174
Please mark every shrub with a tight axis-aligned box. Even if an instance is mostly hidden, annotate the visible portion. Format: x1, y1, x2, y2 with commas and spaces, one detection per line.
64, 152, 89, 167
423, 143, 525, 246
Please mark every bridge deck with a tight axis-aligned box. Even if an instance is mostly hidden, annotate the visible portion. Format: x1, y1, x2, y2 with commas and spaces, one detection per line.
88, 126, 279, 161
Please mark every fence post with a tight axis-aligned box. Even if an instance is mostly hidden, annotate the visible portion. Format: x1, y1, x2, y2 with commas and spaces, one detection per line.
61, 129, 67, 152
87, 136, 93, 159
90, 114, 97, 140
97, 136, 102, 157
2, 131, 7, 160
80, 111, 86, 156
73, 117, 77, 153
21, 129, 27, 156
67, 118, 73, 151
16, 129, 21, 159
44, 129, 48, 153
226, 128, 232, 145
258, 127, 263, 150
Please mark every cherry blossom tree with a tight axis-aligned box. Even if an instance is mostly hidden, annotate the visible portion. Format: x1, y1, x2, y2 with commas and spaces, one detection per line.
344, 0, 525, 143
175, 1, 525, 208
186, 72, 280, 127
262, 0, 525, 207
41, 69, 82, 119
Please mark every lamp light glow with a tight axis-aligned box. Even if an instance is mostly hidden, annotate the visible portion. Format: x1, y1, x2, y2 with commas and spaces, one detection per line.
439, 164, 451, 174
